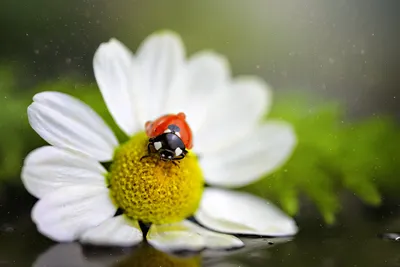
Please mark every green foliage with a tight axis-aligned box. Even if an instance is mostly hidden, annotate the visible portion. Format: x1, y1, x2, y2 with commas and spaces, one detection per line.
0, 67, 36, 181
244, 92, 400, 224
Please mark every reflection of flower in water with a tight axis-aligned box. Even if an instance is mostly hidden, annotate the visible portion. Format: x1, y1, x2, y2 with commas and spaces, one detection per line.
33, 243, 200, 267
114, 244, 200, 267
33, 243, 104, 267
22, 31, 298, 252
34, 238, 293, 267
203, 237, 293, 266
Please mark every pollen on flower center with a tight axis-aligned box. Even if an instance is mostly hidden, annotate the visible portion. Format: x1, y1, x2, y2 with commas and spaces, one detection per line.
108, 132, 204, 224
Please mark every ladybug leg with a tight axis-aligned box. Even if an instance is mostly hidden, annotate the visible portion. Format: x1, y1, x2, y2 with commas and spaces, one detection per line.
172, 161, 180, 167
176, 150, 188, 160
171, 148, 187, 162
147, 142, 153, 154
140, 155, 150, 161
140, 142, 153, 161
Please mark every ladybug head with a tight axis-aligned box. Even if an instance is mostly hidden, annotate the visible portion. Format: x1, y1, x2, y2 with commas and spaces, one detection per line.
159, 149, 175, 161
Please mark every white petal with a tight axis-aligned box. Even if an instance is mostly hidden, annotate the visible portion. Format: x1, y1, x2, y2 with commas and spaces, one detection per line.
165, 51, 230, 133
28, 92, 118, 161
147, 220, 242, 252
32, 185, 116, 242
195, 188, 298, 236
201, 121, 296, 187
80, 215, 143, 247
194, 76, 271, 154
22, 146, 107, 199
135, 31, 186, 124
147, 221, 204, 252
93, 39, 141, 136
186, 221, 244, 250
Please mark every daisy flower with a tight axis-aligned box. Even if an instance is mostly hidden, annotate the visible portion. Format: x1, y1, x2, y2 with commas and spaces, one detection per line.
22, 31, 298, 252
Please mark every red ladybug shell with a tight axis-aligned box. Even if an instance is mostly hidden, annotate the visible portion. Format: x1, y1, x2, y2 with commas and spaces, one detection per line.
145, 112, 193, 149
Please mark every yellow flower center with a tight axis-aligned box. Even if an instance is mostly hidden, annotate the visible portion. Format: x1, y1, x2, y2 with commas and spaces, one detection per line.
108, 132, 204, 224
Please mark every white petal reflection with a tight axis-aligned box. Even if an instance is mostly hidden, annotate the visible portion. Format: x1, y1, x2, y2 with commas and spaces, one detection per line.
33, 243, 124, 267
203, 237, 293, 266
34, 243, 202, 267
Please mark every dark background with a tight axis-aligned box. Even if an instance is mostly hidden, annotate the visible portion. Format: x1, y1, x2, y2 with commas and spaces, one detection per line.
1, 0, 399, 117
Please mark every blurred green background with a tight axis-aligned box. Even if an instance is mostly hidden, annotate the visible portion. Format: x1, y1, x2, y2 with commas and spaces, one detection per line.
1, 0, 400, 224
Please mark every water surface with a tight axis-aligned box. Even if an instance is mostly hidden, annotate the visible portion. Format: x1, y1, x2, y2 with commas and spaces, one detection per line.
1, 187, 399, 267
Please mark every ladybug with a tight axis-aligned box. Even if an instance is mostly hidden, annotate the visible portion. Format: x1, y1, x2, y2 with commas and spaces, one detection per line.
145, 112, 193, 150
141, 112, 193, 163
